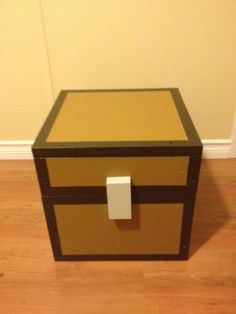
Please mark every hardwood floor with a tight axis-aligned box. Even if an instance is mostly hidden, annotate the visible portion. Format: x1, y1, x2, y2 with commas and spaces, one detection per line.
0, 159, 236, 313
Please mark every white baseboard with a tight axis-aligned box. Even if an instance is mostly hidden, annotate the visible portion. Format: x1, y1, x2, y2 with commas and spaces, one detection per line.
0, 141, 34, 160
202, 139, 232, 159
0, 139, 233, 160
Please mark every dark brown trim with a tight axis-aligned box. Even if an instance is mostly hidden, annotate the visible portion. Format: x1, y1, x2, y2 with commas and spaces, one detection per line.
43, 192, 192, 205
33, 144, 201, 158
53, 253, 186, 261
171, 89, 202, 146
178, 198, 197, 259
34, 158, 51, 194
42, 196, 194, 261
186, 153, 202, 194
33, 91, 67, 150
32, 88, 202, 158
42, 197, 62, 257
40, 186, 188, 202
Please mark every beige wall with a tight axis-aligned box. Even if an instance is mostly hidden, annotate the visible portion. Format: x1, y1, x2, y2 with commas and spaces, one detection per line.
1, 0, 236, 140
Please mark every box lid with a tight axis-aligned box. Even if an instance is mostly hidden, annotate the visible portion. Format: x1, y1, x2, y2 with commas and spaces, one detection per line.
33, 88, 202, 157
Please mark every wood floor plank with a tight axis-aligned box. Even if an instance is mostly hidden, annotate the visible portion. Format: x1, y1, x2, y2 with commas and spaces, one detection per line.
0, 159, 236, 313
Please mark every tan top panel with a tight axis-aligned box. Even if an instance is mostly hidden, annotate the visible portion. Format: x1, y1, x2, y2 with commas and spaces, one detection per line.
47, 91, 187, 142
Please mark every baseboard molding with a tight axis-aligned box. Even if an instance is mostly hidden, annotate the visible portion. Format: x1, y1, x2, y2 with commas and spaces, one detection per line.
202, 139, 232, 159
0, 139, 233, 160
0, 141, 34, 160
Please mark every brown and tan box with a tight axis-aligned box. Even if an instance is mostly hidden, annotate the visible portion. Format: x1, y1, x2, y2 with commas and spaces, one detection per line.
32, 89, 202, 260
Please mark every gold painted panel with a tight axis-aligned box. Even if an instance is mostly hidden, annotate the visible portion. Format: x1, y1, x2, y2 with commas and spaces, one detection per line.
47, 156, 189, 187
54, 203, 183, 255
47, 91, 187, 142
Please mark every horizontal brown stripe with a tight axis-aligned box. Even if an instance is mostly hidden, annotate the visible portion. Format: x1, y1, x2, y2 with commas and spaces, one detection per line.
53, 253, 187, 261
33, 143, 202, 158
42, 186, 191, 203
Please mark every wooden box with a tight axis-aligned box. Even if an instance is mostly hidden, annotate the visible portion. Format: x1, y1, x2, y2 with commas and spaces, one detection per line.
32, 89, 202, 260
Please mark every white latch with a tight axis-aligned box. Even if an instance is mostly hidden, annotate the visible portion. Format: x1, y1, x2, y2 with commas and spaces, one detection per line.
106, 176, 132, 220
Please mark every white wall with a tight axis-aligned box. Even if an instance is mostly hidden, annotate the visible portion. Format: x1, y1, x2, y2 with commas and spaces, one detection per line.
1, 0, 236, 141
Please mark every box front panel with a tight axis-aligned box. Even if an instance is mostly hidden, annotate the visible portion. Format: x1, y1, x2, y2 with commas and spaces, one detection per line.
53, 203, 183, 255
46, 156, 189, 187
